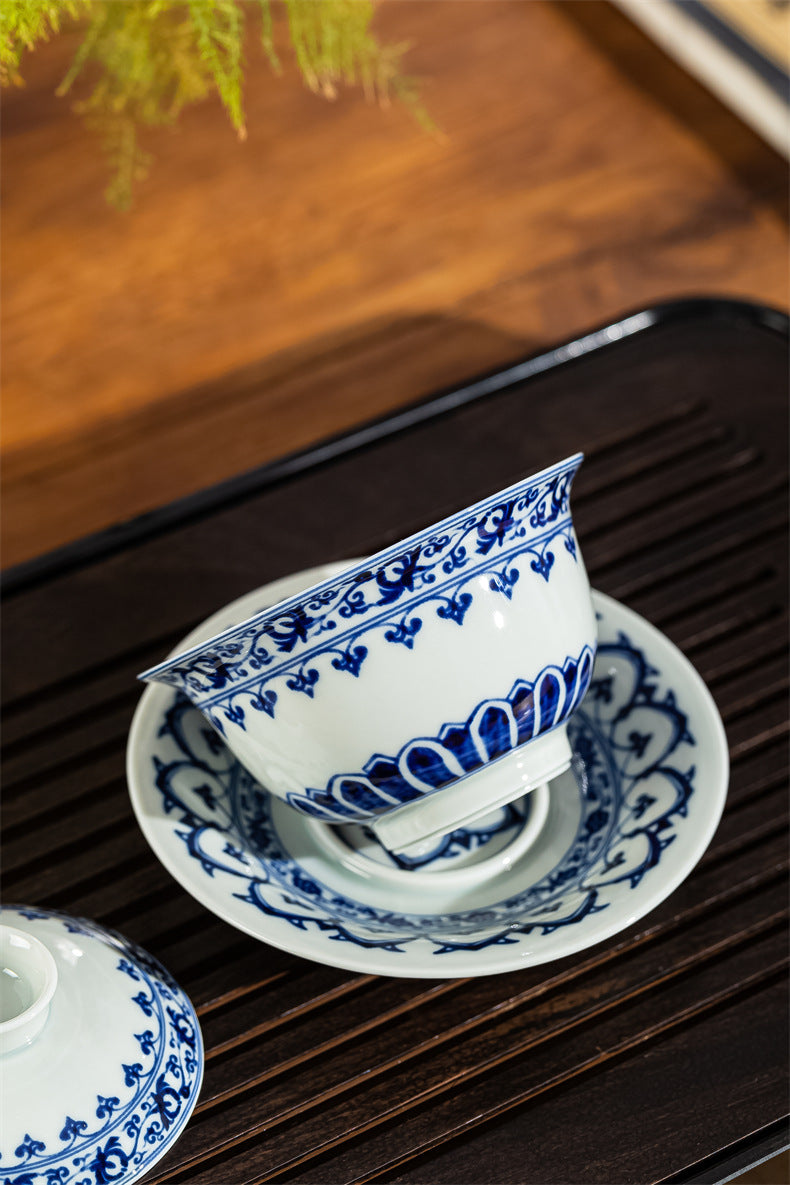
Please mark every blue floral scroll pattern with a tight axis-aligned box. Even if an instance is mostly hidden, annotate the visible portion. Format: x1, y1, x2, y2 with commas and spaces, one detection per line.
142, 456, 583, 725
0, 910, 202, 1185
147, 619, 696, 955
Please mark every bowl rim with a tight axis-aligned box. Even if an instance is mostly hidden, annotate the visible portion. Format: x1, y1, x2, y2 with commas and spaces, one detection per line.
139, 451, 583, 683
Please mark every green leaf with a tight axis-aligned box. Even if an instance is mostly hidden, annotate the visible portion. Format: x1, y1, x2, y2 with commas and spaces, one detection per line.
1, 0, 87, 82
2, 0, 434, 208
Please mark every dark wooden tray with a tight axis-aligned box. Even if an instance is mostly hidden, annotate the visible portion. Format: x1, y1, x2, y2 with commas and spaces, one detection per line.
3, 298, 788, 1184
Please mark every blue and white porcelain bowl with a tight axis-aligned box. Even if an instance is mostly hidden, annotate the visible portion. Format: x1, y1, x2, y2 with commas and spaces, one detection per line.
140, 454, 596, 856
128, 575, 729, 977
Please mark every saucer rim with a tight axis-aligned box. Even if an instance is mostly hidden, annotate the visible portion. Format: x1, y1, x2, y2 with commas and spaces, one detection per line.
127, 571, 729, 978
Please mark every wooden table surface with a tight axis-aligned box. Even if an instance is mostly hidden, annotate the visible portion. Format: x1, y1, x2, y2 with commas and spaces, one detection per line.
1, 0, 788, 569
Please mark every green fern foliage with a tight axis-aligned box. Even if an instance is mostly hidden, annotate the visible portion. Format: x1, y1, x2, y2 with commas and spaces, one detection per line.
2, 0, 430, 209
1, 0, 85, 81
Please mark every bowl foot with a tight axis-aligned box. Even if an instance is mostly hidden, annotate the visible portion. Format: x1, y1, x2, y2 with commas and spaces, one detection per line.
303, 783, 553, 892
369, 727, 572, 859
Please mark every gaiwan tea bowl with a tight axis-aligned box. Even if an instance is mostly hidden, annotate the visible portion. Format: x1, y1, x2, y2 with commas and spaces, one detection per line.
140, 453, 597, 857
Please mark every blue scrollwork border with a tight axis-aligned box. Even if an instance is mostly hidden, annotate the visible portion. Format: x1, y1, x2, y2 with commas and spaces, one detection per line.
145, 619, 696, 957
0, 910, 202, 1185
142, 456, 583, 724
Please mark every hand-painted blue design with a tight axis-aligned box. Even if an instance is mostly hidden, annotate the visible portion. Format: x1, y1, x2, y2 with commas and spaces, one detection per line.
146, 621, 696, 954
58, 1119, 88, 1142
116, 959, 140, 981
285, 647, 595, 821
141, 456, 583, 724
132, 990, 153, 1016
87, 1136, 128, 1184
0, 908, 202, 1185
122, 1063, 144, 1087
14, 1137, 46, 1162
62, 920, 94, 937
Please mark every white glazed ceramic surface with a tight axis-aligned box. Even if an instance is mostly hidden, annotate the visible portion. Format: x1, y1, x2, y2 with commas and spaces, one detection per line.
140, 455, 597, 850
128, 566, 730, 979
0, 908, 203, 1185
0, 925, 58, 1053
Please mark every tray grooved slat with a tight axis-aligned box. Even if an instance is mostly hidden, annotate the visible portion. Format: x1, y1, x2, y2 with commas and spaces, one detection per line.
579, 442, 765, 541
190, 830, 790, 1056
155, 916, 788, 1183
568, 399, 707, 469
724, 740, 788, 802
155, 840, 789, 1164
727, 697, 788, 759
663, 589, 785, 657
1, 622, 201, 716
202, 971, 381, 1054
3, 766, 126, 832
3, 305, 787, 1184
624, 547, 784, 633
585, 473, 788, 578
608, 500, 788, 602
263, 957, 788, 1184
693, 615, 789, 684
330, 972, 790, 1185
574, 415, 730, 500
3, 782, 141, 872
2, 721, 132, 798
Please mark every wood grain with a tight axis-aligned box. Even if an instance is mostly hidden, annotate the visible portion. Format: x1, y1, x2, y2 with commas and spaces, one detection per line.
1, 0, 788, 566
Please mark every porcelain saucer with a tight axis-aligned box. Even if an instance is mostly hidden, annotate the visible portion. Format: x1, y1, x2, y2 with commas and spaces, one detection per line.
127, 565, 729, 978
0, 907, 203, 1185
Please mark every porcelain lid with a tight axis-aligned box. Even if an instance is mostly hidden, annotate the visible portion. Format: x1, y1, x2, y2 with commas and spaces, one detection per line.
0, 907, 203, 1185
